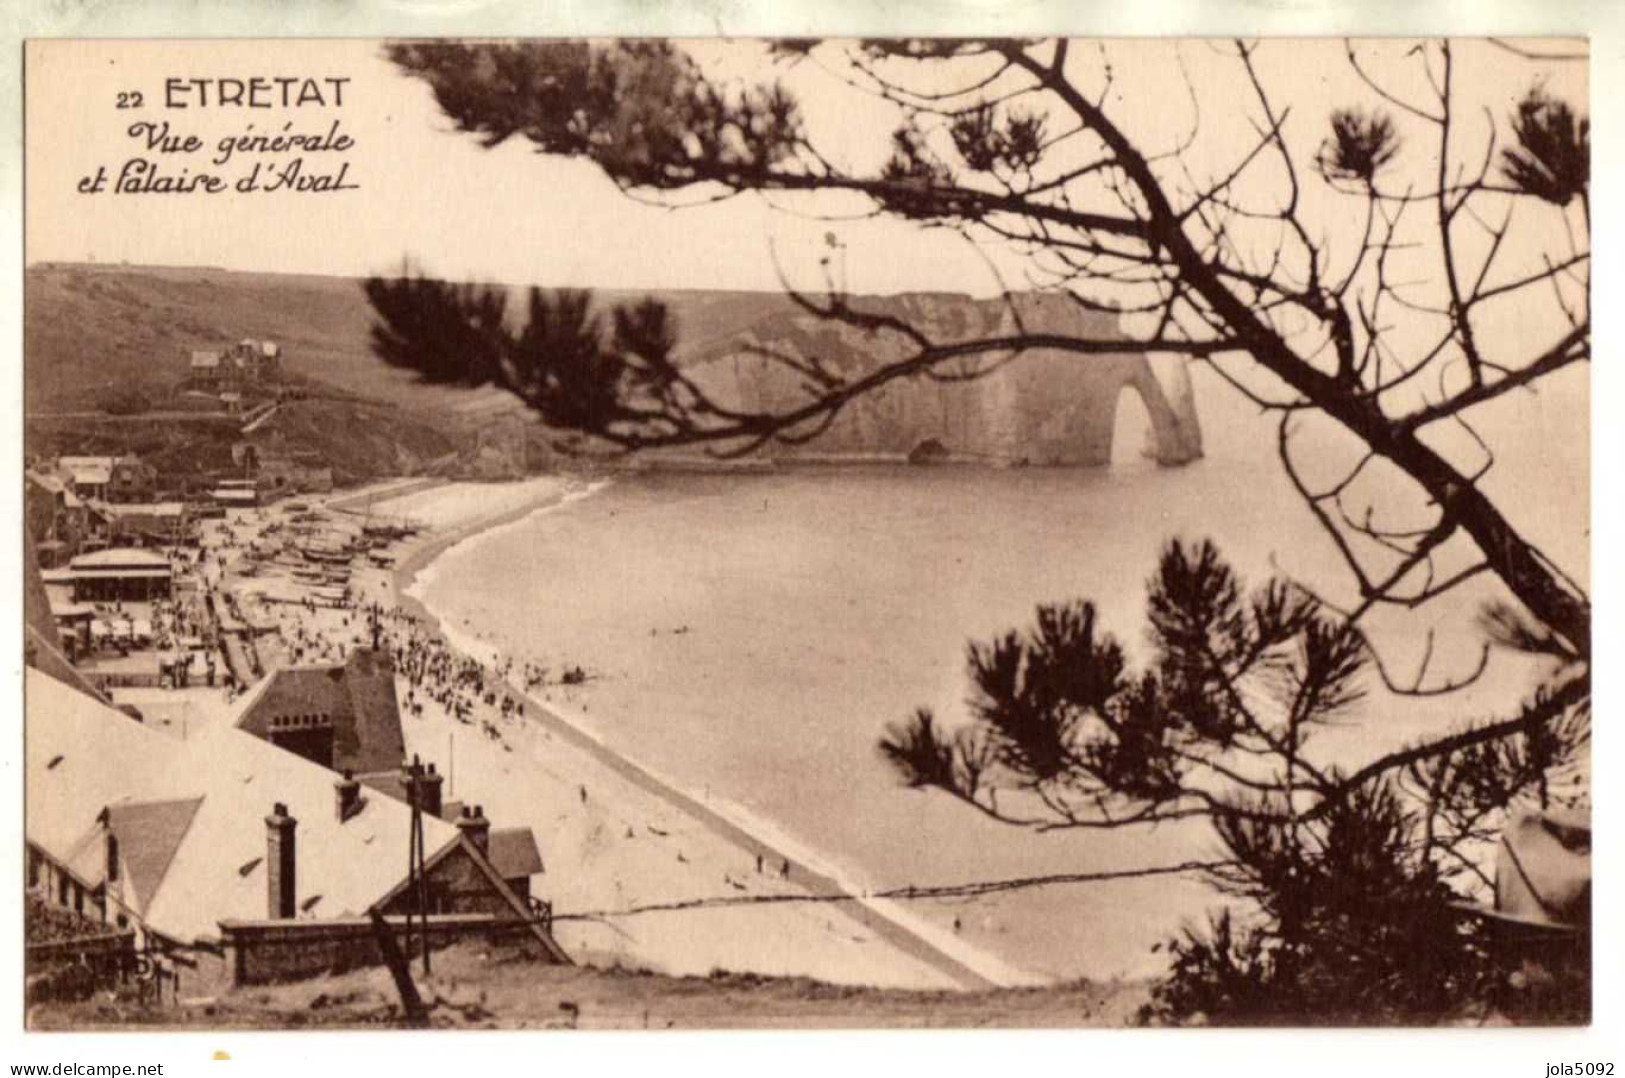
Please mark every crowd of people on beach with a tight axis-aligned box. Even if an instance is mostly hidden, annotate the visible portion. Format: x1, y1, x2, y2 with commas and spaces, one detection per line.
388, 610, 531, 741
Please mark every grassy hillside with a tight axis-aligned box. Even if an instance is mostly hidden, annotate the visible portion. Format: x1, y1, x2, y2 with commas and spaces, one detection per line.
27, 262, 1039, 479
26, 399, 461, 489
24, 262, 801, 414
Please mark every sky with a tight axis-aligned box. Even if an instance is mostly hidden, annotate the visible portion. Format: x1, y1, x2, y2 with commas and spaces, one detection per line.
24, 37, 1586, 303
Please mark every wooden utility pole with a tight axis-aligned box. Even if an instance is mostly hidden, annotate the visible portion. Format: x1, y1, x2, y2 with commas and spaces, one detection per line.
403, 756, 432, 975
368, 910, 428, 1028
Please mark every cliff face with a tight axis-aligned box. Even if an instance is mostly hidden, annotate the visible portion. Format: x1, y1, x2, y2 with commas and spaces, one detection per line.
679, 292, 1203, 467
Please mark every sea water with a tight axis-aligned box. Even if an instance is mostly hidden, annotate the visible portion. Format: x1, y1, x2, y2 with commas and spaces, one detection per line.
414, 367, 1587, 981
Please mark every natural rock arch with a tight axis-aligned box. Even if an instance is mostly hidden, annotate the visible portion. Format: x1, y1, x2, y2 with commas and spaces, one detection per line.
677, 295, 1205, 468
1043, 353, 1204, 467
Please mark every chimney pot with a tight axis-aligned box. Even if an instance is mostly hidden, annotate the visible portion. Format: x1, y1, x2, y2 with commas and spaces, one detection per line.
457, 802, 491, 855
335, 771, 362, 822
266, 803, 297, 919
419, 764, 445, 818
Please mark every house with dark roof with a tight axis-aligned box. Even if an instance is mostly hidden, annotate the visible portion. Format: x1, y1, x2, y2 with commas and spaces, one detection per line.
486, 828, 546, 904
232, 648, 406, 781
231, 655, 549, 904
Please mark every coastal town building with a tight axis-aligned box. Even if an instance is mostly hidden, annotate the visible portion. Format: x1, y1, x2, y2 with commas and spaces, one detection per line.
58, 456, 156, 505
188, 340, 280, 393
48, 599, 95, 656
232, 648, 407, 780
56, 456, 113, 501
98, 502, 191, 548
232, 436, 336, 496
24, 471, 92, 567
211, 477, 263, 508
26, 667, 567, 983
24, 534, 112, 702
486, 827, 546, 904
189, 350, 224, 389
231, 652, 549, 907
245, 448, 335, 495
65, 548, 174, 603
229, 338, 282, 379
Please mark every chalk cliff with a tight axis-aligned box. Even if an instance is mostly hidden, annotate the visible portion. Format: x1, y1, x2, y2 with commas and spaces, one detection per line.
676, 292, 1203, 467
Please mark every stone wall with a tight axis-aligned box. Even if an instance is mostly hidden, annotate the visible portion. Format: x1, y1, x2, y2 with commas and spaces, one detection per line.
378, 843, 518, 919
218, 913, 542, 986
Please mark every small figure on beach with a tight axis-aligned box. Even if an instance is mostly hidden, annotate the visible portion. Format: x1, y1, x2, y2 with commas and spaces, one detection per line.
579, 784, 588, 805
780, 858, 790, 880
755, 854, 763, 874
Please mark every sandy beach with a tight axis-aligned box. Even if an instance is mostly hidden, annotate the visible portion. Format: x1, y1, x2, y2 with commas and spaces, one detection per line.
348, 477, 1031, 992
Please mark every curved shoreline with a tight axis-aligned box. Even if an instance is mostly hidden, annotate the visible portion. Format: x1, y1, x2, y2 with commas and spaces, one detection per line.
386, 477, 1011, 992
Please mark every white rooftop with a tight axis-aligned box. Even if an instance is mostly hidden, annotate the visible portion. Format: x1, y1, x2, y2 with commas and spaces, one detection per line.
27, 669, 466, 943
70, 547, 171, 570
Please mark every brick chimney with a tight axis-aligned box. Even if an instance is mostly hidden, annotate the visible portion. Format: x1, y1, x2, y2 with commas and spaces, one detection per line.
335, 769, 361, 822
457, 804, 490, 855
420, 763, 444, 819
266, 802, 297, 919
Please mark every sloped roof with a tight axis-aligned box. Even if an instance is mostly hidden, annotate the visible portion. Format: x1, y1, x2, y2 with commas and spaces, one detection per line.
25, 534, 111, 706
26, 620, 113, 709
64, 465, 111, 487
26, 471, 66, 495
234, 663, 345, 720
70, 547, 171, 570
488, 827, 544, 880
48, 599, 96, 619
26, 669, 463, 944
24, 533, 61, 647
232, 650, 406, 777
105, 502, 185, 516
107, 798, 204, 911
337, 649, 406, 773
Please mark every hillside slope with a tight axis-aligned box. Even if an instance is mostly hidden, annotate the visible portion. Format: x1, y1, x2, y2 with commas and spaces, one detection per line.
24, 263, 797, 414
26, 263, 1193, 476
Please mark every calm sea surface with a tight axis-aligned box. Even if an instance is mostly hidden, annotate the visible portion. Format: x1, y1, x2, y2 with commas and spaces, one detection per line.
417, 369, 1587, 980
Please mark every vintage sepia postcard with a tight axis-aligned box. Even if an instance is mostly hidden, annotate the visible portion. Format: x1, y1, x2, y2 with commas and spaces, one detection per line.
13, 15, 1604, 1058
